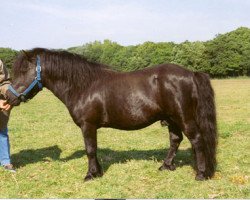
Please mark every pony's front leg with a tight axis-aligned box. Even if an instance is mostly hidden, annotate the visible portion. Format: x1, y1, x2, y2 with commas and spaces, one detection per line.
81, 122, 103, 181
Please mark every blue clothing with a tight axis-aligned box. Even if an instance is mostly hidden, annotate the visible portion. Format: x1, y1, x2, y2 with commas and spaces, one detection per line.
0, 128, 11, 166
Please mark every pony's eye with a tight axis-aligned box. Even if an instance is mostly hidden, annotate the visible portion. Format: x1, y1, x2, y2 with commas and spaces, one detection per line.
20, 66, 29, 73
20, 61, 33, 73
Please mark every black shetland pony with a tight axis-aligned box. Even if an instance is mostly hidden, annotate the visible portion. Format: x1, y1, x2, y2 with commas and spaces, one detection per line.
7, 48, 217, 181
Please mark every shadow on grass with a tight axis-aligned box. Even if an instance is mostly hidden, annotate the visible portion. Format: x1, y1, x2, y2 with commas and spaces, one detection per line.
12, 145, 194, 171
62, 148, 194, 171
11, 145, 62, 168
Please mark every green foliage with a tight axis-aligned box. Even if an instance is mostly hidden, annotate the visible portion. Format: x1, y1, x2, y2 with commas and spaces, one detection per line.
111, 45, 137, 71
1, 27, 250, 77
132, 41, 175, 70
204, 27, 250, 77
171, 41, 209, 72
68, 27, 250, 77
0, 48, 18, 71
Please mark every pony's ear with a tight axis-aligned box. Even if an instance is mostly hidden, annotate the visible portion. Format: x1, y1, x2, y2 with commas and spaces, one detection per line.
21, 50, 32, 61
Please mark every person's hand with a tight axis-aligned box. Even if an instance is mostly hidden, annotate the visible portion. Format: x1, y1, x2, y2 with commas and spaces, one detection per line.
0, 99, 12, 111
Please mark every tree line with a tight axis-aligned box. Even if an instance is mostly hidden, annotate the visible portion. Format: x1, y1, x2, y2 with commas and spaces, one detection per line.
1, 27, 249, 77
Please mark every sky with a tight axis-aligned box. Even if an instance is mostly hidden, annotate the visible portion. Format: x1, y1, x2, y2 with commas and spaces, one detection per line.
1, 0, 250, 50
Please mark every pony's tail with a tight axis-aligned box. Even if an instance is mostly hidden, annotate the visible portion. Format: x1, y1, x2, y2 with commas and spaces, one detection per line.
194, 72, 218, 178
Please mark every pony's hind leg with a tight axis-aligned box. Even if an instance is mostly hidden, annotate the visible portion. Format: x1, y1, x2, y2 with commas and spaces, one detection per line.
81, 122, 103, 181
184, 120, 207, 181
159, 122, 183, 171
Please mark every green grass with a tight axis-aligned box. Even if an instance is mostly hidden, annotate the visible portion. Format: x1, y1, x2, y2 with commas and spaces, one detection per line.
0, 78, 249, 198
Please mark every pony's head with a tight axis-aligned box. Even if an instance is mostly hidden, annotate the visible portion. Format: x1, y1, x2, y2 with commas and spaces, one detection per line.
6, 50, 43, 106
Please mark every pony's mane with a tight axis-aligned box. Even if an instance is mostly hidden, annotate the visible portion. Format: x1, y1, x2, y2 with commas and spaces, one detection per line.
13, 48, 113, 91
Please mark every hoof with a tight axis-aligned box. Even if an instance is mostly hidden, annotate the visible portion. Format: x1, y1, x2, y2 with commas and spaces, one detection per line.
84, 171, 103, 182
84, 174, 94, 182
159, 163, 176, 171
195, 173, 207, 181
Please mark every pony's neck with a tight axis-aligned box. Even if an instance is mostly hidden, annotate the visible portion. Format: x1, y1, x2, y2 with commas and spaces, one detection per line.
41, 56, 112, 107
43, 78, 73, 106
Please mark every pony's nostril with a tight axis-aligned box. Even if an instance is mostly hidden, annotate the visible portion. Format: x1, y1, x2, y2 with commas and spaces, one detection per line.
19, 95, 26, 102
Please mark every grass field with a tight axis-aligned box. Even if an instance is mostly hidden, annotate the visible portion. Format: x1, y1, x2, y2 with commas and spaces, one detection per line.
0, 78, 249, 198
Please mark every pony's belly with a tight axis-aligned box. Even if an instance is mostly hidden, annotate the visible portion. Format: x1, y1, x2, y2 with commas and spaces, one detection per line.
105, 119, 158, 130
102, 107, 162, 130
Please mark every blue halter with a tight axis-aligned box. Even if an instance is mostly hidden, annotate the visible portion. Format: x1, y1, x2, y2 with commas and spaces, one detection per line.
8, 56, 43, 102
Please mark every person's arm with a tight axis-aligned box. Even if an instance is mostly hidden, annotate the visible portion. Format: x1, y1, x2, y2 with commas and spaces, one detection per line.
0, 60, 11, 98
0, 60, 12, 111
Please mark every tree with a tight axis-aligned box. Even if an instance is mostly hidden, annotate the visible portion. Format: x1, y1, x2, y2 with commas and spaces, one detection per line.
205, 27, 250, 77
99, 39, 123, 66
0, 48, 18, 71
171, 41, 209, 72
134, 41, 175, 68
111, 45, 137, 71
